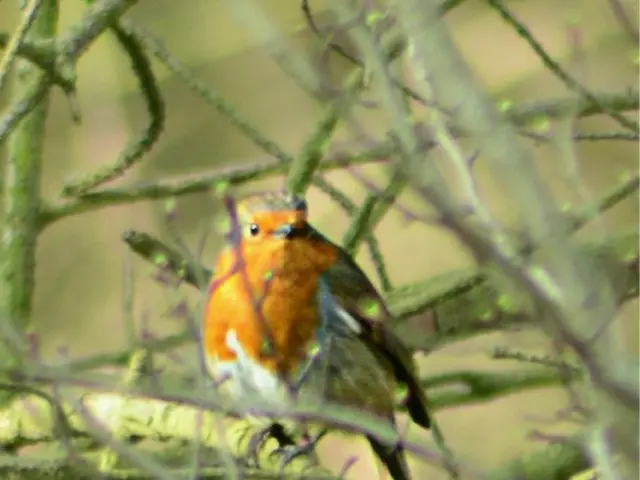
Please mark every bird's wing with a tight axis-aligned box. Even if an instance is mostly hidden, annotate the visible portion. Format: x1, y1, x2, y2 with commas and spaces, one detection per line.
310, 228, 431, 429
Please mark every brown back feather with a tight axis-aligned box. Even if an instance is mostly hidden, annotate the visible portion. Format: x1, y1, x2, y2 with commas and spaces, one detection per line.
310, 227, 431, 429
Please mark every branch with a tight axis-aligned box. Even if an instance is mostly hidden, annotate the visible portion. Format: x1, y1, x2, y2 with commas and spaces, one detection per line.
301, 0, 469, 106
0, 393, 334, 479
0, 360, 462, 476
0, 0, 140, 144
0, 0, 58, 407
284, 68, 364, 195
396, 230, 638, 353
0, 459, 334, 480
0, 59, 50, 146
421, 366, 581, 410
384, 1, 639, 475
60, 21, 165, 196
112, 20, 294, 166
0, 355, 600, 480
283, 23, 407, 197
311, 174, 395, 290
486, 0, 638, 133
56, 0, 139, 60
0, 32, 73, 92
341, 152, 411, 255
119, 223, 638, 360
0, 0, 43, 96
0, 359, 586, 476
505, 89, 639, 125
34, 89, 638, 229
491, 434, 590, 480
117, 170, 638, 355
607, 0, 640, 44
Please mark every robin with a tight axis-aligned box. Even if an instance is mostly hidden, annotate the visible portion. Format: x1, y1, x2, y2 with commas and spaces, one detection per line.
202, 191, 431, 480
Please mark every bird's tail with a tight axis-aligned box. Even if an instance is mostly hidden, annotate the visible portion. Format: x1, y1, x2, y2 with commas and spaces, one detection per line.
367, 436, 411, 480
405, 375, 431, 429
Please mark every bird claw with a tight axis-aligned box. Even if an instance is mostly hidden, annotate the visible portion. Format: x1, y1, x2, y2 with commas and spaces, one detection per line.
271, 430, 327, 471
271, 442, 314, 470
247, 423, 295, 467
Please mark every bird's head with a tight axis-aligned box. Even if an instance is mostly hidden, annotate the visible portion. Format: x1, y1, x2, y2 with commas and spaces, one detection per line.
215, 191, 336, 277
235, 192, 310, 248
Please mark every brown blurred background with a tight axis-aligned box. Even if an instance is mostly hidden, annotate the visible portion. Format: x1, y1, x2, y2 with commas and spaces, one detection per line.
0, 0, 637, 478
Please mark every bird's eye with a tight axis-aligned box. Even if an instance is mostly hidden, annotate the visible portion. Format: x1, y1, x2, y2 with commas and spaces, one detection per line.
249, 223, 260, 236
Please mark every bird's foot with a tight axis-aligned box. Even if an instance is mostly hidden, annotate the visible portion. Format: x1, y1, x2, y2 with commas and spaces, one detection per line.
271, 429, 328, 471
247, 423, 295, 467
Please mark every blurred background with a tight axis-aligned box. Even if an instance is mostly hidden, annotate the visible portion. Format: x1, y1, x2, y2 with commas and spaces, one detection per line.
0, 0, 637, 477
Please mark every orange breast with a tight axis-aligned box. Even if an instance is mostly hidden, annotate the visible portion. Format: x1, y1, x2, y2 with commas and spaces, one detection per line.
203, 237, 337, 374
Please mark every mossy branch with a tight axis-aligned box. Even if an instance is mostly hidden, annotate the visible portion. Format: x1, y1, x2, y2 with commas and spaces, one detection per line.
491, 434, 590, 480
0, 0, 58, 396
0, 0, 142, 412
0, 393, 334, 479
0, 361, 596, 479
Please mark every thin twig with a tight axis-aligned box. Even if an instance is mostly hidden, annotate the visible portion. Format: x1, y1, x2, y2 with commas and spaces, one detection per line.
61, 22, 165, 196
285, 69, 365, 195
0, 0, 42, 95
487, 0, 639, 133
117, 21, 294, 165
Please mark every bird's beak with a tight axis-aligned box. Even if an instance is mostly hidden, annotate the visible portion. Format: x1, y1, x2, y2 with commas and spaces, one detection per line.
272, 223, 306, 239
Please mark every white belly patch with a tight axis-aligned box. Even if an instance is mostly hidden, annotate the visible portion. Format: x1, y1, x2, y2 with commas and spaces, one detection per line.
206, 329, 290, 412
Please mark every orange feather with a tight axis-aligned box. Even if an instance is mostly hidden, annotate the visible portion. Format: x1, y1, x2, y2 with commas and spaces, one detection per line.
203, 209, 337, 374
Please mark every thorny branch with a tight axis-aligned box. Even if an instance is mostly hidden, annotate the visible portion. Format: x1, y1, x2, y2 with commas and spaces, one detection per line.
0, 0, 637, 478
0, 0, 141, 141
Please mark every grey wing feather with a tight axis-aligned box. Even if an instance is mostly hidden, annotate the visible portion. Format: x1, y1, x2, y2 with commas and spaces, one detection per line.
309, 228, 431, 429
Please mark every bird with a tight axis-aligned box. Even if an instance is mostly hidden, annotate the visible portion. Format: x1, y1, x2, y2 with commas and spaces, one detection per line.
202, 191, 431, 480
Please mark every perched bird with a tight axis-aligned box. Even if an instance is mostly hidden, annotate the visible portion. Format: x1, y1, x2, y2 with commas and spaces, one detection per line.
202, 192, 430, 480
